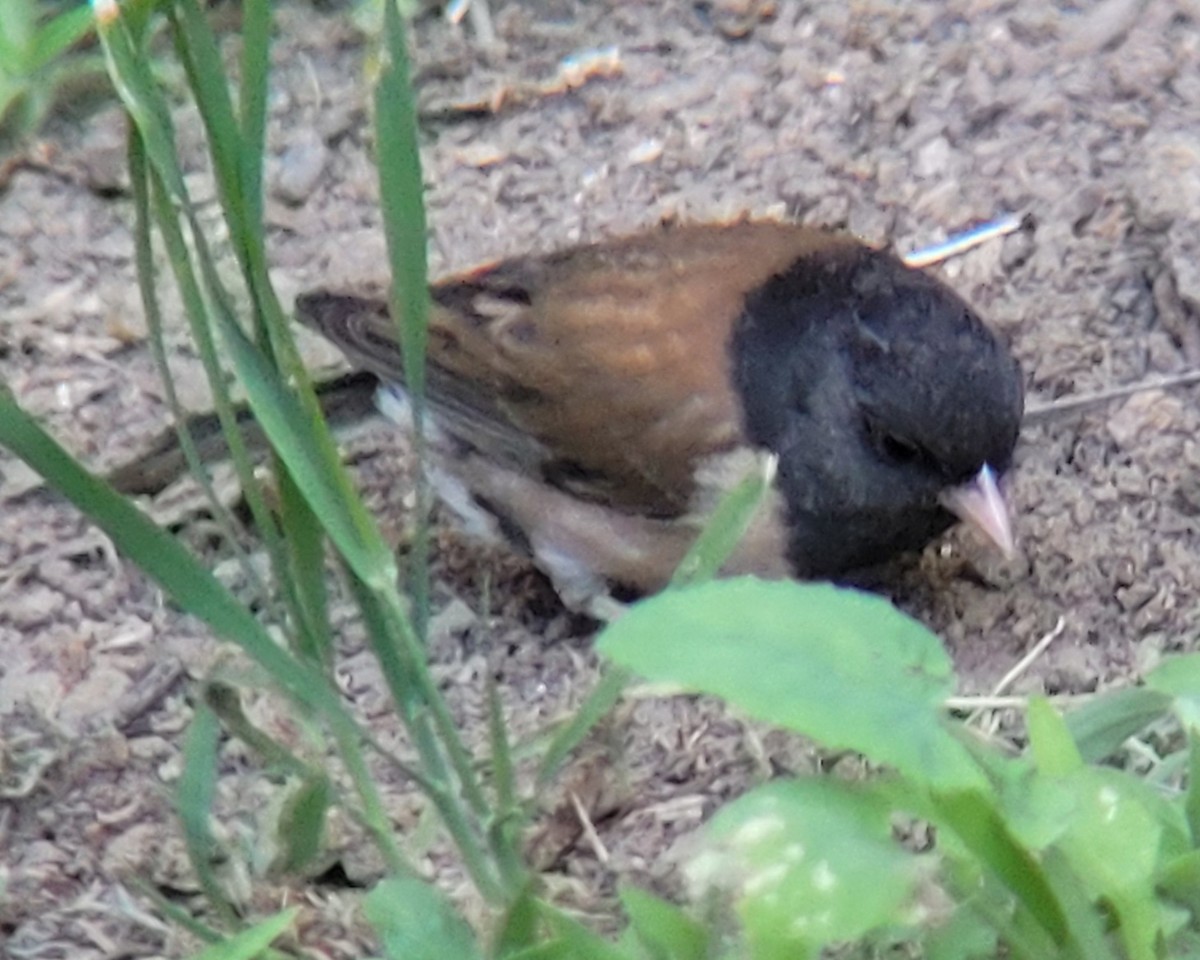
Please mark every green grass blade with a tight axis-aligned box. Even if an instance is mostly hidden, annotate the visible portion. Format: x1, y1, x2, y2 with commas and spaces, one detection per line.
931, 789, 1070, 948
127, 122, 277, 616
189, 908, 299, 960
277, 466, 333, 665
168, 0, 252, 264
376, 0, 429, 403
1065, 686, 1173, 762
102, 0, 302, 621
212, 307, 397, 582
143, 165, 299, 611
670, 453, 775, 589
375, 0, 432, 637
0, 386, 414, 876
179, 701, 239, 925
273, 773, 333, 875
486, 677, 517, 812
0, 1, 35, 70
536, 667, 629, 790
29, 5, 95, 74
95, 4, 186, 198
236, 0, 270, 230
0, 389, 318, 707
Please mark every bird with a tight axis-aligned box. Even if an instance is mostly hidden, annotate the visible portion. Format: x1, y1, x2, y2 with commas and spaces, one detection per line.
294, 219, 1025, 611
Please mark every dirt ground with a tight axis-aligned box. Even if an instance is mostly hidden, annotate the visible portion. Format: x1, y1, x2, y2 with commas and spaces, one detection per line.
3, 0, 1200, 955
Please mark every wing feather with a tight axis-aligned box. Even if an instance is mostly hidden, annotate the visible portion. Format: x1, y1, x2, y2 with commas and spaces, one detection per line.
296, 221, 859, 517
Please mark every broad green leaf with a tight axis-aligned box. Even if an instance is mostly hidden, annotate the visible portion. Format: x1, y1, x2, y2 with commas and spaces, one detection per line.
597, 578, 983, 790
1053, 768, 1172, 896
989, 765, 1075, 851
619, 886, 708, 960
686, 779, 917, 958
1029, 767, 1186, 960
1038, 849, 1120, 960
365, 876, 482, 960
0, 0, 34, 68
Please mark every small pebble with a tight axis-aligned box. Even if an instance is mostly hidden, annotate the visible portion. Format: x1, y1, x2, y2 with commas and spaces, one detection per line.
273, 130, 329, 206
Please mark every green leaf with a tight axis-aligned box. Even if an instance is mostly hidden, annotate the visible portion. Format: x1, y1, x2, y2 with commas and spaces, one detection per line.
930, 788, 1069, 947
1027, 696, 1083, 775
597, 578, 983, 790
1038, 849, 1121, 960
178, 703, 238, 926
28, 5, 95, 74
997, 763, 1184, 960
170, 0, 252, 255
493, 887, 542, 958
1188, 732, 1200, 844
0, 0, 35, 71
277, 466, 333, 666
537, 666, 628, 790
987, 764, 1075, 852
1051, 768, 1175, 957
1159, 850, 1200, 915
375, 0, 433, 632
95, 3, 188, 200
1148, 654, 1200, 702
619, 886, 708, 960
375, 0, 429, 404
670, 453, 775, 588
212, 303, 397, 586
687, 779, 917, 957
536, 906, 630, 960
0, 390, 338, 715
365, 876, 482, 960
923, 905, 998, 960
1148, 655, 1200, 732
273, 774, 332, 875
187, 908, 299, 960
1064, 686, 1173, 762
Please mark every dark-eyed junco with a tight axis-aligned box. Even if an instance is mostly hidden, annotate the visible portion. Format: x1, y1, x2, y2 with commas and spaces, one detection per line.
296, 220, 1024, 609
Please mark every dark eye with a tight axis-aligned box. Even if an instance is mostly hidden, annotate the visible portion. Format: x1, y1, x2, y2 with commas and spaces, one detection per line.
880, 433, 919, 464
864, 415, 922, 465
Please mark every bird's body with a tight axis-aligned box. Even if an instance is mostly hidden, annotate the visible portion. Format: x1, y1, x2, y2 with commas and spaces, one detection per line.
296, 220, 1024, 608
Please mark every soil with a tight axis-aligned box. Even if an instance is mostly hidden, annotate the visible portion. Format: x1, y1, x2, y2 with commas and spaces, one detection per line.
3, 0, 1200, 956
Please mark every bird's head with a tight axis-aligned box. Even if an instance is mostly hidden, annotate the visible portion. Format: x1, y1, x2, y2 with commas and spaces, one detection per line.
731, 244, 1024, 575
